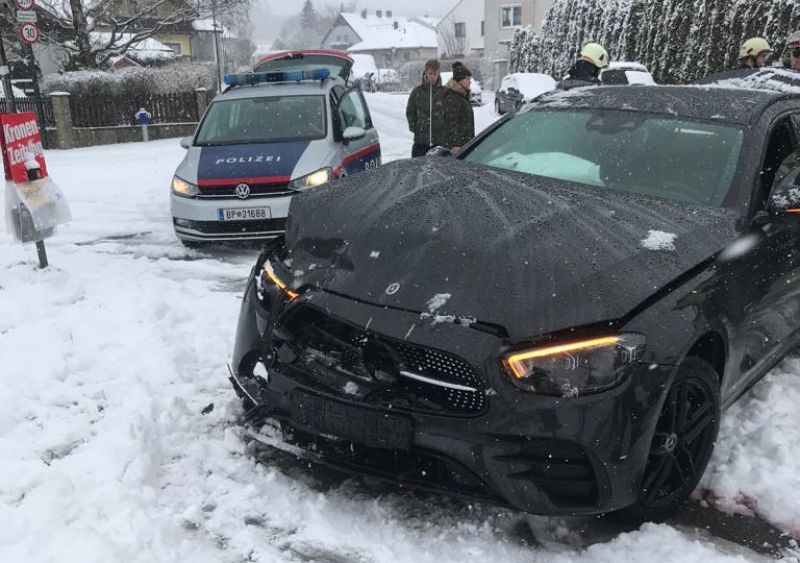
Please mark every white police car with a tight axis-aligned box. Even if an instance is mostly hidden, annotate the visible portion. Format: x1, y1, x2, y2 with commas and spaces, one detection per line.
171, 51, 381, 244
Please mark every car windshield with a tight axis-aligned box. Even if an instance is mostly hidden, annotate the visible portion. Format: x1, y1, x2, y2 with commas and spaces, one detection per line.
195, 95, 326, 146
462, 109, 744, 207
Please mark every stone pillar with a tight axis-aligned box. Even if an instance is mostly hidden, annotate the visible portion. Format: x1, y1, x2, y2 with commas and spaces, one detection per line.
49, 92, 75, 149
195, 88, 210, 120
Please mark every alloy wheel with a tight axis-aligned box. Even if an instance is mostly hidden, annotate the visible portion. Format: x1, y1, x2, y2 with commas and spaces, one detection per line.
640, 370, 718, 507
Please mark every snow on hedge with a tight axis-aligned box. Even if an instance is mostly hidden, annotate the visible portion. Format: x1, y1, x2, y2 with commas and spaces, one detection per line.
42, 64, 218, 97
510, 0, 800, 83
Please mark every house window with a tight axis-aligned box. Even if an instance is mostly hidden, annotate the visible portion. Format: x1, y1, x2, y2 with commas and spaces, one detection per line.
500, 5, 522, 28
454, 22, 466, 38
164, 42, 182, 55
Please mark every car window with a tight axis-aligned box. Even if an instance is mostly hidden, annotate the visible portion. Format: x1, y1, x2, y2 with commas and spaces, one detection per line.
196, 95, 326, 145
339, 89, 370, 130
462, 108, 745, 207
760, 118, 799, 203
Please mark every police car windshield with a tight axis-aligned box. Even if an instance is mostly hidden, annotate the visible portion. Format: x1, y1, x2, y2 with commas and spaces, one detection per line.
462, 109, 744, 207
195, 95, 326, 146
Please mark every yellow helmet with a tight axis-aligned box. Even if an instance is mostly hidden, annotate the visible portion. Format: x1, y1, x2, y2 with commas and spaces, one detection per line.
581, 43, 609, 68
739, 37, 773, 59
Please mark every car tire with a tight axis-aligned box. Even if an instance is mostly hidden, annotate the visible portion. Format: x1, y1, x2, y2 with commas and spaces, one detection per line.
623, 356, 721, 522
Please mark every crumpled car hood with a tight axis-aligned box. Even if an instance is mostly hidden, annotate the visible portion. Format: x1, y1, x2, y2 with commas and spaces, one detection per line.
282, 158, 740, 339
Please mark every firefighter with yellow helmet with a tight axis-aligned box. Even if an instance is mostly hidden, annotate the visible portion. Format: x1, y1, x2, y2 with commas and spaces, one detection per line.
738, 38, 773, 69
558, 43, 610, 90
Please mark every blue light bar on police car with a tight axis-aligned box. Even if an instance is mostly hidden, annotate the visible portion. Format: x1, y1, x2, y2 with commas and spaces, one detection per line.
224, 68, 331, 87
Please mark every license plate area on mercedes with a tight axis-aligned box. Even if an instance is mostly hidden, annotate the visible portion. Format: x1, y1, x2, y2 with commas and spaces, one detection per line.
290, 390, 414, 450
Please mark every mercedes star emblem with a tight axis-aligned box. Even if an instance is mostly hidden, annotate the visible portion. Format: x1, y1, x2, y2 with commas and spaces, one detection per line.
385, 282, 400, 296
235, 183, 251, 199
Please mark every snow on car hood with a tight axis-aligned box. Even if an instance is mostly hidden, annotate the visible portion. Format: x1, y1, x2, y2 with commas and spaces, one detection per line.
283, 158, 740, 339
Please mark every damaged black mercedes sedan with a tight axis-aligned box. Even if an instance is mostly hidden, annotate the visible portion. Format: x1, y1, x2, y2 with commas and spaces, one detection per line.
230, 84, 800, 519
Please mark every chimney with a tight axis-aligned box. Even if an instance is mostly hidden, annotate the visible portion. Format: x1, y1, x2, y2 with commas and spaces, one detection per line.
361, 8, 367, 18
376, 10, 382, 18
387, 10, 392, 18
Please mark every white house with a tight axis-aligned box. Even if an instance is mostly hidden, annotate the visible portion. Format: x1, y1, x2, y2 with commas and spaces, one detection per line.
321, 11, 439, 69
484, 0, 552, 87
438, 0, 485, 59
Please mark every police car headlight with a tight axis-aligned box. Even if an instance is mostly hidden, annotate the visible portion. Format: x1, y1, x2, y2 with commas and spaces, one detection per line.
288, 168, 332, 192
172, 176, 200, 198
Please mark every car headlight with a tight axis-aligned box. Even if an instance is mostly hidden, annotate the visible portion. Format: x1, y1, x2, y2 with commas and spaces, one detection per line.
172, 176, 200, 198
256, 259, 298, 301
503, 334, 646, 397
287, 168, 332, 192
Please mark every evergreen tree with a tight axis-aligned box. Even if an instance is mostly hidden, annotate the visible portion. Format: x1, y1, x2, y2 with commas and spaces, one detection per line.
509, 0, 800, 83
301, 0, 319, 31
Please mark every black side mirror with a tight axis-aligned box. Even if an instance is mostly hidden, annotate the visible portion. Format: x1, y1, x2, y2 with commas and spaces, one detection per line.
765, 167, 800, 221
426, 146, 451, 157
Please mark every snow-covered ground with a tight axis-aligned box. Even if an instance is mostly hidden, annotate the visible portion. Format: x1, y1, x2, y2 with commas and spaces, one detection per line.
1, 93, 799, 563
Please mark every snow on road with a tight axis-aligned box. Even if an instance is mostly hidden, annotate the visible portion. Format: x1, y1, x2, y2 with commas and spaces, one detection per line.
1, 94, 799, 563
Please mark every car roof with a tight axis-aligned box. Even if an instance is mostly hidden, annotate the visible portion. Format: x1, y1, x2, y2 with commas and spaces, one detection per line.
533, 85, 798, 125
215, 77, 345, 102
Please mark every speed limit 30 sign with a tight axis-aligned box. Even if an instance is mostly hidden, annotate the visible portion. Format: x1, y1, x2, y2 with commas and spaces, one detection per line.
19, 23, 39, 44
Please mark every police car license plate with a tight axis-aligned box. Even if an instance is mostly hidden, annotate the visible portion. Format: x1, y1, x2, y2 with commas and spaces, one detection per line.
218, 207, 271, 221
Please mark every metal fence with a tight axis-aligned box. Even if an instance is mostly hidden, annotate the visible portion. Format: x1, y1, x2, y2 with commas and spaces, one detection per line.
0, 97, 56, 128
69, 92, 199, 128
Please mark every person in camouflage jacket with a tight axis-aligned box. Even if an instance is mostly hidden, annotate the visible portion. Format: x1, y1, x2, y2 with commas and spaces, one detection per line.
406, 59, 448, 157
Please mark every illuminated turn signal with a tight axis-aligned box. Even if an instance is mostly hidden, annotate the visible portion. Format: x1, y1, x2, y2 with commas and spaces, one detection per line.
505, 336, 620, 379
262, 260, 298, 300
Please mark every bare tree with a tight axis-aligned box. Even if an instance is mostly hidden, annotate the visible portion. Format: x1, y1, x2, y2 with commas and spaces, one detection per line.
29, 0, 251, 69
437, 21, 466, 59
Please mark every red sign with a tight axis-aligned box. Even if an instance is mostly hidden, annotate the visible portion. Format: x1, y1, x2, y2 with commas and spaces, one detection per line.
15, 0, 35, 10
0, 112, 48, 183
19, 22, 38, 44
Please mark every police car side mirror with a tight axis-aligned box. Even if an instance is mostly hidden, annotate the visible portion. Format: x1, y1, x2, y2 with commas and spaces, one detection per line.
179, 136, 193, 149
342, 126, 367, 143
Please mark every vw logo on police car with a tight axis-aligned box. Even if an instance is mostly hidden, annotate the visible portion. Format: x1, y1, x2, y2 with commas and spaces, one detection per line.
385, 282, 401, 296
235, 183, 251, 199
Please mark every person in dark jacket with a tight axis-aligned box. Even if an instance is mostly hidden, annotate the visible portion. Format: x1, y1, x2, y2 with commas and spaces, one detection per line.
737, 38, 773, 69
557, 43, 609, 90
406, 59, 448, 157
443, 62, 475, 155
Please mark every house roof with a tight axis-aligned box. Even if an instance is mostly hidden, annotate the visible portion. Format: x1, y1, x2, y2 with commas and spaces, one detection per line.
339, 13, 438, 52
91, 32, 176, 62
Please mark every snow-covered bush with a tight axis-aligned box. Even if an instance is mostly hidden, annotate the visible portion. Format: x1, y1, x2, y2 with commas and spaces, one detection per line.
42, 62, 217, 97
510, 0, 800, 83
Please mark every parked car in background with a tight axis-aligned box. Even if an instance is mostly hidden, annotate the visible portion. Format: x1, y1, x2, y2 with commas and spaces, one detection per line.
376, 68, 400, 91
440, 71, 483, 106
170, 51, 381, 245
600, 62, 656, 86
495, 72, 556, 114
350, 53, 378, 93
